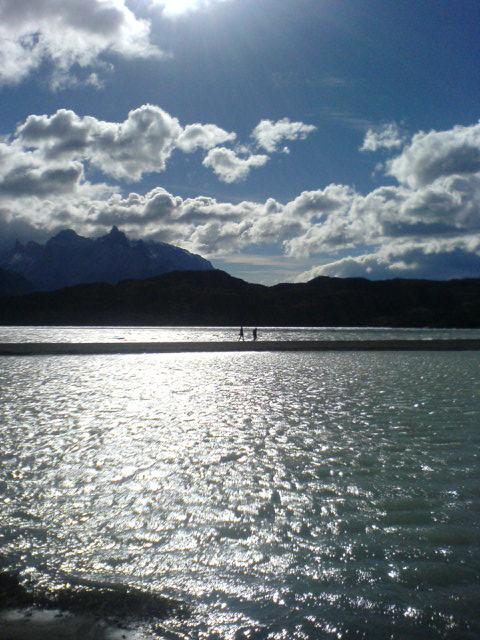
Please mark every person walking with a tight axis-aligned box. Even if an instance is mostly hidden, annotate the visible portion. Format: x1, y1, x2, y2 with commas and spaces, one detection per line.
252, 327, 258, 341
238, 326, 245, 341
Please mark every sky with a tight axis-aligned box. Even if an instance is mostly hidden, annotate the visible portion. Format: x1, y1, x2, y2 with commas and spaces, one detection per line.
0, 0, 480, 283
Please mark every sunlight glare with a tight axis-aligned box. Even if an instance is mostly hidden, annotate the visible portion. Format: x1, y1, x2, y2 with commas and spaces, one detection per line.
158, 0, 229, 17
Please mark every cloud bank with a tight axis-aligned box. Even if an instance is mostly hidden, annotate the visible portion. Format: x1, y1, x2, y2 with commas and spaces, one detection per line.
2, 113, 480, 282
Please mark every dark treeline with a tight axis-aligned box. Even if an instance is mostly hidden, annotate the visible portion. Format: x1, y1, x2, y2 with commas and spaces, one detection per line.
1, 269, 480, 327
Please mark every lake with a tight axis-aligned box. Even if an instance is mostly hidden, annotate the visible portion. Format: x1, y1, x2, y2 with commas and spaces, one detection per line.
0, 338, 479, 638
1, 325, 480, 343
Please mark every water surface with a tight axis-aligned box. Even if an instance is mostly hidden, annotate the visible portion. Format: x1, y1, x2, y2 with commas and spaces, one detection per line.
1, 325, 480, 343
1, 351, 479, 638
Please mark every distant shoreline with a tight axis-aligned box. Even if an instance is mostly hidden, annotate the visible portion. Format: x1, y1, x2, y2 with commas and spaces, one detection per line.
1, 339, 480, 356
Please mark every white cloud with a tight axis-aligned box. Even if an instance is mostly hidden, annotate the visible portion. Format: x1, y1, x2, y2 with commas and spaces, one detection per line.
0, 0, 162, 86
295, 237, 480, 281
17, 105, 241, 181
176, 123, 236, 153
0, 137, 114, 245
79, 188, 279, 253
252, 118, 317, 152
202, 147, 269, 183
17, 105, 182, 181
15, 105, 319, 184
387, 121, 480, 188
282, 169, 480, 259
48, 69, 107, 91
3, 116, 480, 282
0, 141, 84, 198
360, 123, 404, 152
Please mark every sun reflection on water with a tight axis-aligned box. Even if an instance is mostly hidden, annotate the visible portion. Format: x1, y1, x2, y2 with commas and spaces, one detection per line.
0, 351, 479, 638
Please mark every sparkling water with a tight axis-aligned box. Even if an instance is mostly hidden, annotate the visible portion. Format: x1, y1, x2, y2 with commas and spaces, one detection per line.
1, 325, 480, 343
1, 349, 479, 638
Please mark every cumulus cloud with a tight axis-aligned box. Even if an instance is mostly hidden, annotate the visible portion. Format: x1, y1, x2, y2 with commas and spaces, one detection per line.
295, 237, 480, 281
0, 141, 84, 197
252, 118, 317, 152
281, 122, 480, 260
202, 147, 269, 183
0, 136, 115, 246
176, 123, 236, 153
360, 123, 404, 152
3, 115, 480, 282
282, 185, 359, 257
73, 188, 275, 252
0, 0, 162, 86
17, 105, 182, 181
284, 173, 480, 260
17, 105, 241, 181
387, 121, 480, 188
16, 104, 318, 184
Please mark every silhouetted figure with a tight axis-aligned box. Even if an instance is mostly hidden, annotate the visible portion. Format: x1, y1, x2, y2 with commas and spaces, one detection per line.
252, 327, 258, 341
238, 326, 245, 341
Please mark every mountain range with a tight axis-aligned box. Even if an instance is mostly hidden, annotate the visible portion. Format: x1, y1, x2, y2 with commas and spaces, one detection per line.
1, 269, 480, 327
0, 227, 213, 292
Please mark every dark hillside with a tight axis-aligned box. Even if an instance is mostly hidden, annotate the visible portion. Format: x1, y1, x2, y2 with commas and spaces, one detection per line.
0, 268, 33, 297
1, 270, 480, 327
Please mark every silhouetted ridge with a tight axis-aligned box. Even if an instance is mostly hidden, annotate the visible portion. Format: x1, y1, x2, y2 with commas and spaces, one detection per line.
1, 269, 479, 327
0, 227, 213, 291
95, 225, 129, 247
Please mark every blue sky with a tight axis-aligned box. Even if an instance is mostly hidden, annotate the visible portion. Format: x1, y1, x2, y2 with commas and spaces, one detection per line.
1, 0, 480, 282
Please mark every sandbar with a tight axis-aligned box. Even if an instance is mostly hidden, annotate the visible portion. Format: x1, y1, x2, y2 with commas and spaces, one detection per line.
1, 339, 479, 356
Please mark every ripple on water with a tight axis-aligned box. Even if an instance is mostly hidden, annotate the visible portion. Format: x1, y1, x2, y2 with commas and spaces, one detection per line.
0, 350, 479, 639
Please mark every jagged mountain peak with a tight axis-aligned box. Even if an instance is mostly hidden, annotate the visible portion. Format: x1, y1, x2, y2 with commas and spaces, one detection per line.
53, 228, 81, 240
47, 229, 89, 248
101, 225, 127, 241
0, 228, 213, 291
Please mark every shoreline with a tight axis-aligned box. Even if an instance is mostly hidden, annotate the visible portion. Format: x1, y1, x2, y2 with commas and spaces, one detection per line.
1, 339, 480, 355
0, 571, 184, 640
